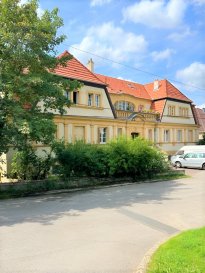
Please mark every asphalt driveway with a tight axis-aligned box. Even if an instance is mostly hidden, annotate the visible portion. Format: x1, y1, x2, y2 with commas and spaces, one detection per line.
0, 169, 204, 273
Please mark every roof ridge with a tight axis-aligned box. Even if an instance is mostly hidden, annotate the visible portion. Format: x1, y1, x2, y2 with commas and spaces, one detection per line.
72, 57, 106, 86
165, 79, 192, 102
95, 73, 144, 86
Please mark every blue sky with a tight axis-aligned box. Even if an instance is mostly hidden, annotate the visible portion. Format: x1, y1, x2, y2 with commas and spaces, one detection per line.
37, 0, 205, 107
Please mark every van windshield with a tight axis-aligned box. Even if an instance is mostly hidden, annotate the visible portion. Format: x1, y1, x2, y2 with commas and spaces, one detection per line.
176, 150, 184, 155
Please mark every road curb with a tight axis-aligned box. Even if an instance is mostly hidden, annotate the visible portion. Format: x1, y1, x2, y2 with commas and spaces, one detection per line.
134, 232, 180, 273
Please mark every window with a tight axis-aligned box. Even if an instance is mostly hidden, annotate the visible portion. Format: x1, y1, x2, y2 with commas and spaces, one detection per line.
164, 130, 170, 142
118, 128, 123, 136
114, 101, 135, 111
99, 128, 107, 144
179, 107, 188, 117
177, 130, 182, 142
168, 105, 175, 116
138, 105, 144, 112
64, 91, 70, 100
73, 91, 79, 104
148, 129, 152, 141
88, 94, 93, 106
188, 130, 193, 142
131, 132, 139, 139
95, 94, 100, 107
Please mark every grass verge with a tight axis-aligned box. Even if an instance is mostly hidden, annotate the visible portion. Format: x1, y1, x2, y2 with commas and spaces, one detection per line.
147, 227, 205, 273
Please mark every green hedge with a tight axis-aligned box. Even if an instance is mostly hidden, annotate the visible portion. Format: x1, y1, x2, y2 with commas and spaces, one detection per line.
54, 138, 168, 179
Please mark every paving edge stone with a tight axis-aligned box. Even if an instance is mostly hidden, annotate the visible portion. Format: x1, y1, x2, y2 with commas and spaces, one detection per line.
133, 232, 180, 273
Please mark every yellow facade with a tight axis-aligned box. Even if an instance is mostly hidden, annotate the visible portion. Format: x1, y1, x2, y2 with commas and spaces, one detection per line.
54, 84, 199, 155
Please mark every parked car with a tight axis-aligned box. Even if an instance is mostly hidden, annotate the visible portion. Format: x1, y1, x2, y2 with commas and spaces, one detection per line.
171, 145, 205, 168
171, 152, 205, 169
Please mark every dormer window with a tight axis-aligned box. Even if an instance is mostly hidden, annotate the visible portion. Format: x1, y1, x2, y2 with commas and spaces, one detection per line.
88, 93, 93, 106
114, 101, 135, 111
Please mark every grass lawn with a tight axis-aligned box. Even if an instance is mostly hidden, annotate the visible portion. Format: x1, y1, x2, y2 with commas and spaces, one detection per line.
147, 227, 205, 273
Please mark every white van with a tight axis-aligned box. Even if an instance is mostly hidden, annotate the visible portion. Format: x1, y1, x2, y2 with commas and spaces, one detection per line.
173, 152, 205, 169
171, 145, 205, 169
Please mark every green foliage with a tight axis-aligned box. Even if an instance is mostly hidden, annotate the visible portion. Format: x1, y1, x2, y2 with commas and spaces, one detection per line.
0, 0, 81, 154
54, 138, 168, 179
53, 141, 109, 178
11, 146, 54, 180
107, 137, 167, 178
197, 133, 205, 145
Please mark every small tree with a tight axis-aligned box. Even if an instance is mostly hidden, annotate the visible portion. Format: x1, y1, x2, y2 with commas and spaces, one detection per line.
0, 0, 81, 155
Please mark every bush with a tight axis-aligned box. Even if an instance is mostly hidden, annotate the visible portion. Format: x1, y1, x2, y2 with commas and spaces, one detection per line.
108, 137, 167, 179
53, 141, 109, 178
54, 138, 168, 179
11, 147, 54, 180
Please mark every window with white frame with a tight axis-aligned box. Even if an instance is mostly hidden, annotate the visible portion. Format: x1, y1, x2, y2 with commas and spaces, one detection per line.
164, 129, 170, 142
117, 128, 123, 136
188, 130, 193, 142
99, 128, 107, 144
114, 101, 135, 111
64, 91, 70, 100
168, 105, 175, 116
177, 130, 182, 142
179, 107, 189, 117
95, 94, 100, 107
88, 93, 93, 106
148, 129, 152, 141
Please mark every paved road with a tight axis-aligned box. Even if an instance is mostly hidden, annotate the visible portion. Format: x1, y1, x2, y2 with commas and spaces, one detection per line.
0, 169, 204, 273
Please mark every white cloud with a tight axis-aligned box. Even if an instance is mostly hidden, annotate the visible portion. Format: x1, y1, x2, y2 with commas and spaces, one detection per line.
117, 76, 133, 82
151, 48, 175, 62
192, 0, 205, 5
168, 27, 193, 42
90, 0, 112, 7
20, 0, 44, 17
123, 0, 187, 29
70, 22, 147, 67
176, 62, 205, 91
197, 103, 205, 109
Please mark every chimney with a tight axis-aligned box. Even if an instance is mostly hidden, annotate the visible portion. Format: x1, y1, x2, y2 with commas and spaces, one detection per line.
87, 58, 94, 72
153, 80, 159, 91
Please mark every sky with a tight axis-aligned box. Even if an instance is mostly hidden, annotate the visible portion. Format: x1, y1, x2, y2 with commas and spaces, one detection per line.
37, 0, 205, 107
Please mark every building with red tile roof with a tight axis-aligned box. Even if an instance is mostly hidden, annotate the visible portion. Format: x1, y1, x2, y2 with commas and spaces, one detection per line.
195, 108, 205, 139
54, 51, 105, 86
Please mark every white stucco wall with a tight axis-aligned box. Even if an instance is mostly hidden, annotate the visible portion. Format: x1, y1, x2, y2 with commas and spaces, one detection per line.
65, 85, 114, 118
162, 101, 195, 124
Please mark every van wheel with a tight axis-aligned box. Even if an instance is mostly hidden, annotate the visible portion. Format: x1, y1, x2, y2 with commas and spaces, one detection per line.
175, 161, 182, 168
202, 163, 205, 170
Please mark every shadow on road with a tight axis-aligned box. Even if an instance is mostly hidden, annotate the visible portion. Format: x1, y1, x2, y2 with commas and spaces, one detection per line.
0, 179, 191, 227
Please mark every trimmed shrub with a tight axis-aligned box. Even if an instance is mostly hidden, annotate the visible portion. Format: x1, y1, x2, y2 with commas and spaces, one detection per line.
54, 138, 168, 179
108, 137, 167, 179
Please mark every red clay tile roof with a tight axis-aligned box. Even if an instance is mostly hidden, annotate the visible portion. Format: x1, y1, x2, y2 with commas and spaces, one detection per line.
53, 51, 105, 85
195, 108, 205, 132
151, 100, 166, 116
144, 79, 192, 102
95, 74, 151, 100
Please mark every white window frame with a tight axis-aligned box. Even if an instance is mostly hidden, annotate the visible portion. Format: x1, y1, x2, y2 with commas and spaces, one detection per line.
164, 129, 170, 142
88, 93, 93, 106
95, 94, 100, 107
99, 128, 107, 144
177, 130, 182, 142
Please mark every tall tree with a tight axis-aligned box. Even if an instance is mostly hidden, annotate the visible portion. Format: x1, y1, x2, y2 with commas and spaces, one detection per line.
0, 0, 80, 155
